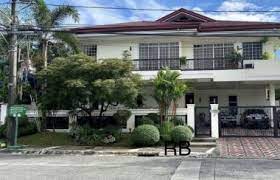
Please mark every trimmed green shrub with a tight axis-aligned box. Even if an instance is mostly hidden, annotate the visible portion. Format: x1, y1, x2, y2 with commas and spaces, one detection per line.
131, 124, 160, 146
187, 125, 194, 134
138, 117, 154, 126
69, 124, 101, 145
159, 121, 174, 141
0, 118, 37, 138
171, 126, 193, 143
171, 118, 185, 126
146, 113, 160, 125
112, 110, 131, 127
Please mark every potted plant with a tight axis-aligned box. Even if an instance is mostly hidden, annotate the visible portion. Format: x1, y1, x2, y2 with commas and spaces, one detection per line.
226, 51, 242, 68
180, 56, 187, 70
262, 52, 271, 60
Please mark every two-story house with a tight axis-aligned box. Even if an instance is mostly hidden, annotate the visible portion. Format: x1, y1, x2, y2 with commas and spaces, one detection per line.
70, 8, 280, 137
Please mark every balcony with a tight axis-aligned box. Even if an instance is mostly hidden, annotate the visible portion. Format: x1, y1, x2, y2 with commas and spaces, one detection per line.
133, 58, 244, 71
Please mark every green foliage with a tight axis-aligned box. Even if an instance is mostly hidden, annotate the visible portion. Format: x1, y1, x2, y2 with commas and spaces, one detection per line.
171, 118, 185, 126
0, 118, 37, 138
159, 121, 174, 141
0, 66, 8, 103
38, 54, 141, 117
171, 126, 193, 143
260, 37, 269, 44
138, 117, 154, 126
146, 113, 160, 125
179, 56, 187, 65
31, 0, 80, 65
153, 69, 188, 123
69, 124, 101, 145
112, 110, 132, 127
226, 51, 242, 62
69, 124, 122, 146
187, 125, 194, 134
18, 132, 76, 147
131, 124, 160, 147
262, 52, 271, 60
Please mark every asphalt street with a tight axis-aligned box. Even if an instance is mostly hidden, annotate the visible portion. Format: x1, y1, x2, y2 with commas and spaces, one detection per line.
0, 153, 280, 180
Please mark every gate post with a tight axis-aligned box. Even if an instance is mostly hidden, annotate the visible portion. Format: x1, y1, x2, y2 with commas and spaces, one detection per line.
210, 104, 219, 138
273, 106, 278, 137
187, 104, 195, 132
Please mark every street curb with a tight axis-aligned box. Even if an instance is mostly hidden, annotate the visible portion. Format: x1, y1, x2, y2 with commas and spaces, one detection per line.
0, 147, 214, 158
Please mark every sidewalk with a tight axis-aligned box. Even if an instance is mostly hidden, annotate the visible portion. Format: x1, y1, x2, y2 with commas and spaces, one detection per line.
0, 145, 215, 158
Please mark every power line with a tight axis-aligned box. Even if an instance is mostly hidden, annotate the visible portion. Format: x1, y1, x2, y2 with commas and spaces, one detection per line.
12, 1, 280, 13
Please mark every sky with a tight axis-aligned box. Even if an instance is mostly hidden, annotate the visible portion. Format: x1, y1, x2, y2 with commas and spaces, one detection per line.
29, 0, 280, 25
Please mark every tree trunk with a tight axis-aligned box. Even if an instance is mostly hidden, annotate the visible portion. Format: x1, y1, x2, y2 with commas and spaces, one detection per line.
42, 39, 48, 68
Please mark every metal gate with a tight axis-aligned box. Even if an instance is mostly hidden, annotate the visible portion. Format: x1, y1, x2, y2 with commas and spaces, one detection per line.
195, 106, 211, 137
219, 106, 280, 137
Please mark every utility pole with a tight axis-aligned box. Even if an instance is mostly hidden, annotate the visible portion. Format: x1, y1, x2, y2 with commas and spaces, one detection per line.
7, 0, 18, 146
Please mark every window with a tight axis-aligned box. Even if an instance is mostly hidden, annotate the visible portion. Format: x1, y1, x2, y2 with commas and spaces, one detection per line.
242, 42, 262, 60
81, 44, 97, 60
138, 42, 179, 70
193, 43, 234, 59
139, 42, 179, 59
193, 44, 234, 69
229, 96, 238, 115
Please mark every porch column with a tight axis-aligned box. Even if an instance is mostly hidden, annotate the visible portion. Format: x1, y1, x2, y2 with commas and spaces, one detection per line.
187, 104, 195, 131
126, 114, 135, 132
210, 104, 219, 138
269, 83, 276, 127
269, 83, 276, 106
68, 114, 77, 131
0, 103, 7, 125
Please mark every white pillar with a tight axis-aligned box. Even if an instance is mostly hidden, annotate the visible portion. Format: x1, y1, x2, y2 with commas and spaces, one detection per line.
0, 104, 7, 125
126, 114, 135, 132
210, 104, 219, 138
269, 83, 276, 106
68, 114, 77, 130
187, 104, 195, 131
269, 83, 276, 127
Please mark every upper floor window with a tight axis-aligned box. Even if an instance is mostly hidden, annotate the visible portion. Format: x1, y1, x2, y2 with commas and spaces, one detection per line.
81, 44, 97, 60
193, 43, 234, 59
242, 42, 262, 60
139, 42, 179, 59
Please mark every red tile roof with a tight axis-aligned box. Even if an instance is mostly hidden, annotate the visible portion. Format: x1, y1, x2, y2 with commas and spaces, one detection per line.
71, 8, 280, 34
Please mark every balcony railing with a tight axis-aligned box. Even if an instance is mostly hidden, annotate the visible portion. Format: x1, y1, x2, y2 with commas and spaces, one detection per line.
132, 58, 244, 71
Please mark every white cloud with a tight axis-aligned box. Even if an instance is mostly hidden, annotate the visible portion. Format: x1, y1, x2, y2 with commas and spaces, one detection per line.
200, 0, 279, 22
66, 0, 280, 26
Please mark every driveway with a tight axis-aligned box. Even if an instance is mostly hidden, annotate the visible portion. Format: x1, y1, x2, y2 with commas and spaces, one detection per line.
217, 137, 280, 159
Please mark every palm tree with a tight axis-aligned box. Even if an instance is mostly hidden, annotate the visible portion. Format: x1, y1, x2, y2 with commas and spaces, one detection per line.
154, 69, 188, 124
32, 0, 80, 67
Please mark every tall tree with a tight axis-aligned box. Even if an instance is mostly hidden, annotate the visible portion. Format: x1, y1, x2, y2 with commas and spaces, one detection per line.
38, 54, 141, 121
32, 0, 80, 67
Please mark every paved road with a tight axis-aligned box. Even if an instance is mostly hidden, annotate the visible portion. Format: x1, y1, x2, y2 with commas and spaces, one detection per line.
0, 154, 280, 180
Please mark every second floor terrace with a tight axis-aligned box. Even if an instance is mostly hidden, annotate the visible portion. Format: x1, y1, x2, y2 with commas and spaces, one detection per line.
132, 57, 244, 71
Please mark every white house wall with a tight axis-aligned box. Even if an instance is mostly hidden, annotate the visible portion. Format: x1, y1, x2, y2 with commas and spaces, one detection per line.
193, 88, 269, 107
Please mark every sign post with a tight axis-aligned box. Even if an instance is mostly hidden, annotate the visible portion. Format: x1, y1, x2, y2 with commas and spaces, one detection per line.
8, 105, 26, 149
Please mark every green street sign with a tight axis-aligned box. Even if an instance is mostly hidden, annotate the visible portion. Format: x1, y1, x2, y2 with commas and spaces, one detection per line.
8, 105, 27, 118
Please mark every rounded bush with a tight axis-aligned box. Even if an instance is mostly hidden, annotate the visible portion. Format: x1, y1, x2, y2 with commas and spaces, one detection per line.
131, 124, 160, 146
171, 126, 193, 143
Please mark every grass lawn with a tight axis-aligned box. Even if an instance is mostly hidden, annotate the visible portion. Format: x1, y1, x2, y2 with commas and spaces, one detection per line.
18, 132, 77, 147
18, 132, 133, 148
108, 133, 132, 147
